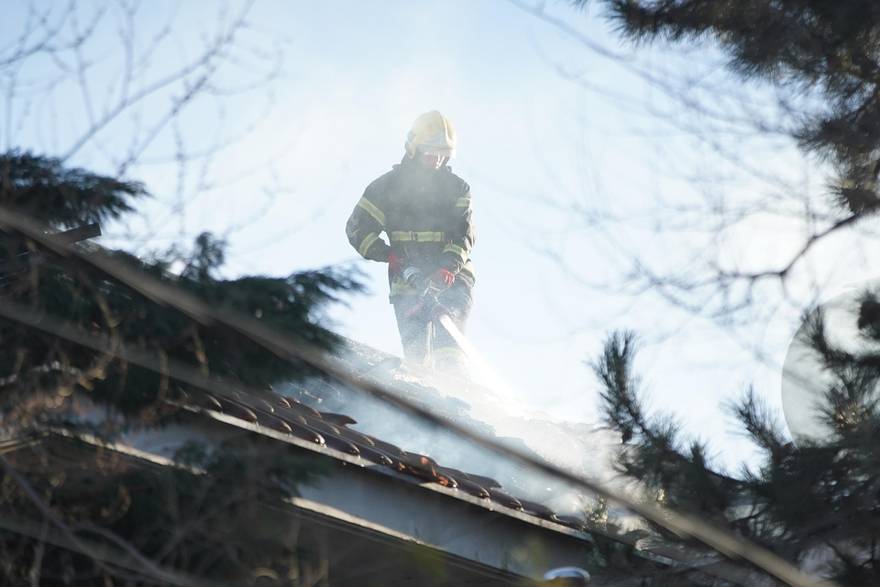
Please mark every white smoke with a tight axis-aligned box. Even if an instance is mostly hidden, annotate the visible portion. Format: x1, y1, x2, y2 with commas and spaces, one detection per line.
287, 340, 625, 519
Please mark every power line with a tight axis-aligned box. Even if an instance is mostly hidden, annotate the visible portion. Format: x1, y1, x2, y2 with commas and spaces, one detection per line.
0, 206, 836, 587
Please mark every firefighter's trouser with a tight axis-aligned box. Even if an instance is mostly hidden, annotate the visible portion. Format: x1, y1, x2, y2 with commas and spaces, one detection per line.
392, 281, 472, 377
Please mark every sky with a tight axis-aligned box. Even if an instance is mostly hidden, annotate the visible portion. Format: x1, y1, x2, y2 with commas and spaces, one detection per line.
4, 0, 876, 473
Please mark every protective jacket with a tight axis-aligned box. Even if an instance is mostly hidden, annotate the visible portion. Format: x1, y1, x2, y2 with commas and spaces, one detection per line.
346, 157, 475, 298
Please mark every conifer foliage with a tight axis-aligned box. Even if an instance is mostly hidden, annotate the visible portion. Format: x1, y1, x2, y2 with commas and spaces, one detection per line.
585, 0, 880, 215
562, 4, 880, 582
0, 151, 361, 584
593, 322, 880, 585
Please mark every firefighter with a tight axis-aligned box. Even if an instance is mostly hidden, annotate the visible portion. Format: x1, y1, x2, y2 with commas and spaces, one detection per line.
346, 111, 475, 378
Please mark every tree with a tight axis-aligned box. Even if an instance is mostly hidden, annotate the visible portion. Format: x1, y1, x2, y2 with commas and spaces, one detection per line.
592, 311, 880, 586
1, 0, 290, 249
504, 1, 880, 331
596, 0, 880, 211
0, 151, 361, 585
567, 10, 880, 584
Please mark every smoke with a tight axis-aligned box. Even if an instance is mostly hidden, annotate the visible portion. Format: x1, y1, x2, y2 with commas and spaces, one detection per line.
284, 339, 625, 519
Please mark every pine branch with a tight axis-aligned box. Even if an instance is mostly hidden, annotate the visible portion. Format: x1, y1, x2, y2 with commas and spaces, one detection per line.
592, 331, 740, 522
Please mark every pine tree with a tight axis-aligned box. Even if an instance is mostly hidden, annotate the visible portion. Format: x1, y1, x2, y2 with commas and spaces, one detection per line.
592, 320, 880, 586
557, 4, 880, 583
581, 0, 880, 215
0, 151, 361, 584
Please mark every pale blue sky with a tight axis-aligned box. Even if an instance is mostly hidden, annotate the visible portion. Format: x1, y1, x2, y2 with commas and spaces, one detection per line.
5, 0, 872, 470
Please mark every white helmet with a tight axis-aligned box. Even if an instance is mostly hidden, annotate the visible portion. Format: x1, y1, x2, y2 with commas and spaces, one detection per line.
404, 110, 456, 158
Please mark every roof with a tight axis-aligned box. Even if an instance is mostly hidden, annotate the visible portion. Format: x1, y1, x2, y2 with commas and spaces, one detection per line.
7, 330, 762, 584
172, 386, 590, 536
172, 336, 598, 534
3, 335, 606, 582
152, 338, 769, 585
23, 423, 589, 585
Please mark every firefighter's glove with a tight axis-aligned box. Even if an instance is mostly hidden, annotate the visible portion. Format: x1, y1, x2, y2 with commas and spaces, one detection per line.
387, 251, 403, 274
431, 268, 455, 288
401, 266, 423, 288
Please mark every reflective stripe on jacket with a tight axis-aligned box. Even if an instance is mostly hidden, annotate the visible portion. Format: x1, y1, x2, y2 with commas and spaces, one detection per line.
345, 157, 475, 298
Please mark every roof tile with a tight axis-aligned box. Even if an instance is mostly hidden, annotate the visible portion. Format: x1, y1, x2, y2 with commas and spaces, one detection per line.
216, 398, 258, 423
179, 388, 579, 534
319, 412, 357, 426
518, 499, 559, 522
486, 488, 524, 511
320, 433, 360, 456
454, 477, 491, 499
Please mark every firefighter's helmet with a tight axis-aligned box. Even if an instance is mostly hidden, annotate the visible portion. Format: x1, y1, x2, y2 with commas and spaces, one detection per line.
405, 111, 456, 158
